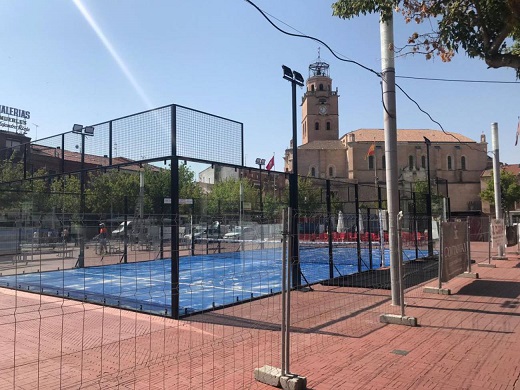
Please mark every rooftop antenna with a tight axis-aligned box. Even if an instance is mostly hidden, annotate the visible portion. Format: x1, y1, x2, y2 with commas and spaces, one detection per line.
32, 123, 39, 140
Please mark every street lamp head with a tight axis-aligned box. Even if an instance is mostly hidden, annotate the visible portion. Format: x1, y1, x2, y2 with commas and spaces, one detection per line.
423, 136, 431, 146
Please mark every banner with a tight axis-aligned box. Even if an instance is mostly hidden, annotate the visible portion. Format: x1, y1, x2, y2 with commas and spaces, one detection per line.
491, 219, 506, 247
441, 221, 468, 282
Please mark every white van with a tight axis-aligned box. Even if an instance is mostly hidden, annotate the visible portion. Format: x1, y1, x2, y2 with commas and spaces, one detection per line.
112, 221, 132, 238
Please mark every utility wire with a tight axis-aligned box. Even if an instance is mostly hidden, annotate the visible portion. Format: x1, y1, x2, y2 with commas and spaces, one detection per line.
261, 3, 520, 86
244, 0, 495, 154
396, 75, 520, 84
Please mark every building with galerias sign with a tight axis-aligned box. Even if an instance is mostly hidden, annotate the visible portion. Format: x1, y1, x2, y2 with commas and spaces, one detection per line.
283, 56, 490, 216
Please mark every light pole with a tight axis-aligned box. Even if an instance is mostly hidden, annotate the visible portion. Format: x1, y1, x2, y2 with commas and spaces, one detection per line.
282, 65, 304, 288
423, 136, 434, 257
73, 124, 95, 268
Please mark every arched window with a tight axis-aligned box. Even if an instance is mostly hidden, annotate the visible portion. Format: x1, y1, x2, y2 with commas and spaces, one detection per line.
447, 156, 453, 170
326, 122, 331, 130
421, 155, 426, 169
461, 156, 466, 170
311, 85, 315, 92
311, 167, 316, 177
408, 156, 414, 170
328, 165, 335, 177
319, 84, 324, 91
382, 155, 386, 169
368, 156, 374, 170
315, 122, 319, 130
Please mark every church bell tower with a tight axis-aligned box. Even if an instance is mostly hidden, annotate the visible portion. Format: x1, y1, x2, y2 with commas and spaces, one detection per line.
301, 54, 339, 145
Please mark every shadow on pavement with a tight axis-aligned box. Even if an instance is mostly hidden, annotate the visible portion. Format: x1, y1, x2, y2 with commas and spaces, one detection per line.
456, 279, 520, 299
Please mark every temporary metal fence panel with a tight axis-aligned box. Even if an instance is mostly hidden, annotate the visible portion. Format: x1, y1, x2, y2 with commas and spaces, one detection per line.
0, 105, 470, 388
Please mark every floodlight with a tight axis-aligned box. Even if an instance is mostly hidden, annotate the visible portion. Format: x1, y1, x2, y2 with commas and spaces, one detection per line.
293, 71, 304, 86
84, 126, 95, 135
72, 124, 83, 133
282, 65, 293, 81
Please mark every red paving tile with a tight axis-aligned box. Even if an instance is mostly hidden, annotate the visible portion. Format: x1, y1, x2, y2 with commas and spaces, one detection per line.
0, 242, 518, 389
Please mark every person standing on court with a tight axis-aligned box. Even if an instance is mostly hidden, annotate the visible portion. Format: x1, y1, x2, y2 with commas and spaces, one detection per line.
99, 223, 108, 255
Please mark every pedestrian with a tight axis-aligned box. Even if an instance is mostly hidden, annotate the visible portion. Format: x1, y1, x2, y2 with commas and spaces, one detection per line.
99, 223, 108, 255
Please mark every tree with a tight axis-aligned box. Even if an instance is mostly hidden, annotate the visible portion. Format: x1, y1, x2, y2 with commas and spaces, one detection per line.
297, 177, 324, 215
49, 175, 81, 217
144, 164, 203, 215
480, 169, 520, 218
85, 170, 140, 215
412, 180, 444, 216
332, 0, 520, 77
206, 178, 257, 216
0, 156, 28, 210
262, 192, 284, 221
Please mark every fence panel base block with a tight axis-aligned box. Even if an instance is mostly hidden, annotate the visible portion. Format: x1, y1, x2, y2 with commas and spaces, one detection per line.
280, 374, 307, 390
255, 366, 282, 387
423, 286, 451, 295
478, 262, 497, 268
379, 314, 418, 327
458, 272, 479, 279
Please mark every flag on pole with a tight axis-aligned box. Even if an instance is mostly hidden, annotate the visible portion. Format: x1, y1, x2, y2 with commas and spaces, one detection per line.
516, 117, 520, 146
266, 156, 275, 171
364, 142, 375, 160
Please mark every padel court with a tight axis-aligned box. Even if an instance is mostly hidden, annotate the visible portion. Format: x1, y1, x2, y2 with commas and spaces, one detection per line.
0, 246, 426, 316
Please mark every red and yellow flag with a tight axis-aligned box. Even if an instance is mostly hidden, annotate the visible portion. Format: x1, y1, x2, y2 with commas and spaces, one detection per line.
364, 143, 375, 160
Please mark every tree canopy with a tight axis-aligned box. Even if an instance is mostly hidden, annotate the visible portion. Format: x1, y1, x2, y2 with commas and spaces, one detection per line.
332, 0, 520, 77
480, 169, 520, 213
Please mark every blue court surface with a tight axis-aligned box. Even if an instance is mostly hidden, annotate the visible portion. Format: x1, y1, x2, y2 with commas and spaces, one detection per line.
0, 246, 426, 316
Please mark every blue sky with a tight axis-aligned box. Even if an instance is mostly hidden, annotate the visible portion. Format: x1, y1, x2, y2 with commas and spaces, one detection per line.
2, 0, 519, 169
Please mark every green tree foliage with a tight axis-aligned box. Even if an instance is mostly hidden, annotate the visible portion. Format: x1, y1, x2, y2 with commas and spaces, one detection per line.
86, 169, 140, 215
29, 169, 53, 213
298, 177, 324, 215
49, 175, 81, 217
142, 164, 203, 215
262, 192, 284, 221
480, 169, 520, 215
206, 178, 257, 215
0, 156, 27, 210
412, 180, 444, 216
332, 0, 520, 77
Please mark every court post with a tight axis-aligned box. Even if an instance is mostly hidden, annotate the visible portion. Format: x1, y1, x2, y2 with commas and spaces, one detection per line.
123, 196, 128, 264
326, 180, 333, 279
170, 104, 180, 319
355, 184, 362, 273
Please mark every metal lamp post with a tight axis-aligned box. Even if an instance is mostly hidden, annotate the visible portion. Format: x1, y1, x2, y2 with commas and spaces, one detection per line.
282, 65, 304, 288
423, 136, 434, 257
73, 124, 95, 268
